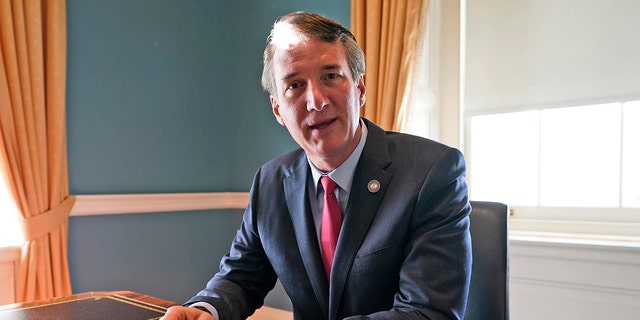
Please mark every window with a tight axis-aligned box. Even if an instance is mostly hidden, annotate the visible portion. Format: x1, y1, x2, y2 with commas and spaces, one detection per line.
415, 0, 640, 239
468, 100, 640, 212
622, 101, 640, 208
0, 171, 22, 247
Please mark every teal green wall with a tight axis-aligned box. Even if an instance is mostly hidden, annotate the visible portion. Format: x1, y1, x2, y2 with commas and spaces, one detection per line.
65, 0, 350, 307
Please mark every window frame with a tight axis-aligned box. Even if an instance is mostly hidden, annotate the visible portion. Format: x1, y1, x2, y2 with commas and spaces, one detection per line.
462, 100, 640, 242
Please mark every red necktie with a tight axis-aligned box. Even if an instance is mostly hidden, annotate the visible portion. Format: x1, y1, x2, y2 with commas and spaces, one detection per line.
320, 176, 341, 280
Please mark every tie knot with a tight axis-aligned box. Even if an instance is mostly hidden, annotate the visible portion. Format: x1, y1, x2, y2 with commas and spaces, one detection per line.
321, 176, 337, 193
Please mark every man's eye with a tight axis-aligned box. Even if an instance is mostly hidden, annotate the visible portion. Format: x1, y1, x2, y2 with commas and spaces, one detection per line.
288, 82, 302, 90
326, 73, 339, 80
287, 82, 302, 90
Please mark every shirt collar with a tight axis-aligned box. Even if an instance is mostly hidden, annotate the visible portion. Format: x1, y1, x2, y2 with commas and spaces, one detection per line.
309, 119, 368, 193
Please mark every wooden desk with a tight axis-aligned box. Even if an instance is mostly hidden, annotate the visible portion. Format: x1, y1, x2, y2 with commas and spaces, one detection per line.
0, 291, 292, 320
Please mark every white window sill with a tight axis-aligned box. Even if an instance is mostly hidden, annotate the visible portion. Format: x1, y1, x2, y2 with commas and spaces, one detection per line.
510, 218, 640, 248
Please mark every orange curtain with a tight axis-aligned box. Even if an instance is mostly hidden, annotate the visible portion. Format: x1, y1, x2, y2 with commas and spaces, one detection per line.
0, 0, 75, 302
351, 0, 425, 131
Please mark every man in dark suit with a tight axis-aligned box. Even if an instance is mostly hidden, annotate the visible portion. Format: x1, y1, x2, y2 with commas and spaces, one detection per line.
162, 12, 471, 320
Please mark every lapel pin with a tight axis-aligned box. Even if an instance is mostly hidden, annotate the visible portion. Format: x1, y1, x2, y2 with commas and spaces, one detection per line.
367, 180, 381, 193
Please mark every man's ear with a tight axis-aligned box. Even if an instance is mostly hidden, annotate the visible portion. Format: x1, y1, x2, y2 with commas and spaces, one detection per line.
357, 75, 366, 106
270, 96, 285, 126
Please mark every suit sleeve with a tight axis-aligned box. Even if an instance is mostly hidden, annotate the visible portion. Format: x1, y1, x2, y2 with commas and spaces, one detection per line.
184, 168, 278, 320
347, 147, 472, 320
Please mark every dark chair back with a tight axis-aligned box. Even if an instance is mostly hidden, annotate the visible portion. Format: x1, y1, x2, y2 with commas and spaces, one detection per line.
464, 201, 509, 320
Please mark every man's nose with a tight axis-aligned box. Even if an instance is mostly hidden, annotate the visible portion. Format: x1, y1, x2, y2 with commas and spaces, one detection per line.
306, 82, 327, 111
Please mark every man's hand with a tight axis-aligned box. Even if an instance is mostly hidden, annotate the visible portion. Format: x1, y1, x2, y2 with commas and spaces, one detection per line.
160, 305, 215, 320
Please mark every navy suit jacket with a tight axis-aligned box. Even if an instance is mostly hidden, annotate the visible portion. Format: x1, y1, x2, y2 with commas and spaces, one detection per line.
186, 119, 472, 320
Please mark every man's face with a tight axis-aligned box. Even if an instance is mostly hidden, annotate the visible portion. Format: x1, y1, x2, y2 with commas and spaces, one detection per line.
270, 38, 366, 172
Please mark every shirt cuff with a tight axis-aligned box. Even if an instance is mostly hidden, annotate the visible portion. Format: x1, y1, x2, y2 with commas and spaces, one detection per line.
188, 301, 219, 320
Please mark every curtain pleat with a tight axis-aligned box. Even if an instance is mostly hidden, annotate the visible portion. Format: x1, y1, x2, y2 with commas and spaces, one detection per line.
351, 0, 425, 131
0, 0, 73, 302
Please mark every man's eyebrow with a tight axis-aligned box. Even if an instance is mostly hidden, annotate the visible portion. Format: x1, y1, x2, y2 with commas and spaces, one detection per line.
281, 64, 344, 82
281, 72, 299, 82
321, 64, 341, 71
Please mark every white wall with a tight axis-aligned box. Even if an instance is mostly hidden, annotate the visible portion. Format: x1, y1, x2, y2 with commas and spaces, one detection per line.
463, 1, 640, 318
510, 239, 640, 319
0, 247, 19, 305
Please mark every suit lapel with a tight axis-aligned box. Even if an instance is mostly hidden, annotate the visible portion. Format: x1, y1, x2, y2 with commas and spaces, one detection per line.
329, 120, 393, 319
283, 153, 330, 317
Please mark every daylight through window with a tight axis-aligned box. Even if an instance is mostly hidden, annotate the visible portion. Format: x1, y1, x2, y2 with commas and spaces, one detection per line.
468, 100, 640, 209
0, 172, 22, 247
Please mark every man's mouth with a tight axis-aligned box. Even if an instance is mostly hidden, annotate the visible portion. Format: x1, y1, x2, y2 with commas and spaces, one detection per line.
309, 119, 335, 130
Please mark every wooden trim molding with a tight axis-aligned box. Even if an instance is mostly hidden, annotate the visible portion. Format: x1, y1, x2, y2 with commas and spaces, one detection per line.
69, 192, 250, 216
0, 246, 20, 305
